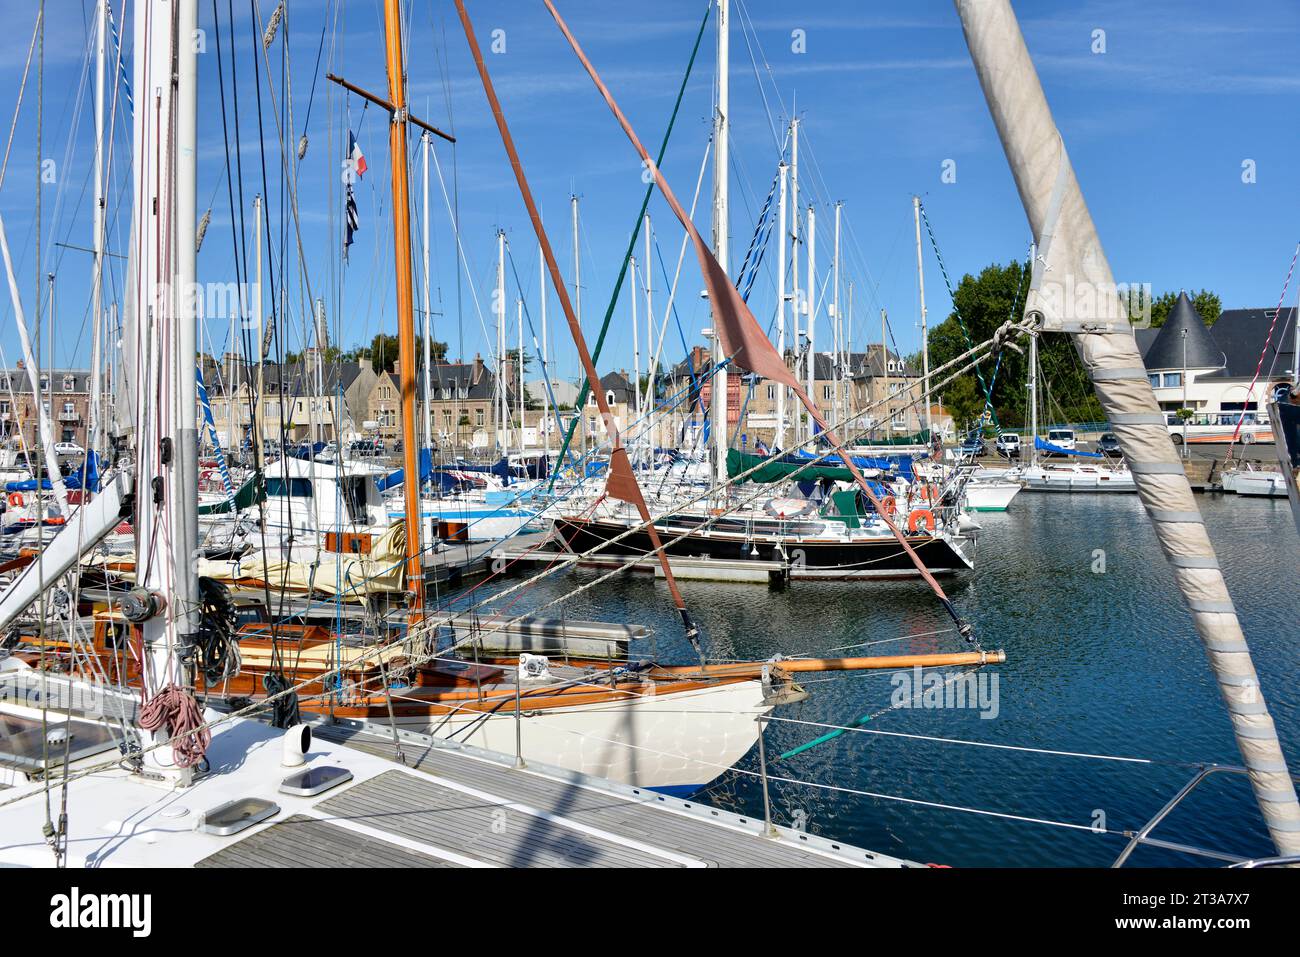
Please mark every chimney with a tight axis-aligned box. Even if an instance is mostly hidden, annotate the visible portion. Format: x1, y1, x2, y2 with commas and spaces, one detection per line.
471, 352, 485, 384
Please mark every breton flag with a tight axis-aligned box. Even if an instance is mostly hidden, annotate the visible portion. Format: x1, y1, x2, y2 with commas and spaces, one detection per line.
344, 184, 359, 261
348, 132, 368, 179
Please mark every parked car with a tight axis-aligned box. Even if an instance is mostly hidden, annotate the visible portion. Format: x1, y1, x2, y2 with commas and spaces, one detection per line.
1096, 432, 1122, 456
53, 442, 84, 456
958, 434, 988, 458
1045, 428, 1077, 456
995, 432, 1021, 458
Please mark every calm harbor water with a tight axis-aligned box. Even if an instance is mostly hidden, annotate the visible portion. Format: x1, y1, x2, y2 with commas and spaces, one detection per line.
470, 492, 1300, 867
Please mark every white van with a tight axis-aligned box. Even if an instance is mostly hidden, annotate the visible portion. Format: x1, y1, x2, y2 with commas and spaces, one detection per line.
1046, 428, 1077, 454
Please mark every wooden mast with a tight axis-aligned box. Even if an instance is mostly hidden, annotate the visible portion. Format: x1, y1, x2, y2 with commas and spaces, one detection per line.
381, 0, 424, 611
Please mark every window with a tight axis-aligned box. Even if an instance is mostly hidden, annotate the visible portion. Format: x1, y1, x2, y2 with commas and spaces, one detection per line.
767, 385, 775, 400
267, 477, 313, 497
1163, 372, 1182, 388
443, 411, 452, 428
475, 409, 485, 427
1148, 374, 1161, 387
823, 384, 833, 401
63, 375, 75, 392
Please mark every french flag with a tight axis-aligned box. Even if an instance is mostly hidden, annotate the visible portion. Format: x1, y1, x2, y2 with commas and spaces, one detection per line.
349, 132, 368, 178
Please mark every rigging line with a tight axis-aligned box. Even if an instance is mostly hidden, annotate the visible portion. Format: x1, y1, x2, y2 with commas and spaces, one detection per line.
917, 199, 1002, 430
765, 715, 1187, 768
0, 9, 43, 193
547, 0, 713, 492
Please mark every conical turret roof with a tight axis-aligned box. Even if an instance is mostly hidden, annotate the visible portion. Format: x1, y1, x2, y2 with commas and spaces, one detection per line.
1143, 292, 1223, 371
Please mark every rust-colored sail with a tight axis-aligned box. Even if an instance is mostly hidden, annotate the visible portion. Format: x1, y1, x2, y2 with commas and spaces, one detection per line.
453, 0, 701, 649
542, 0, 970, 637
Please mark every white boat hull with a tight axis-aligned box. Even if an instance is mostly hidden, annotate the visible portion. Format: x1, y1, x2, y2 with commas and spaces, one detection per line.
963, 480, 1022, 511
382, 679, 770, 795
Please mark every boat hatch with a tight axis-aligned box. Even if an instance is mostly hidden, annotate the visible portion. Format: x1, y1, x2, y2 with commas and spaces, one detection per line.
279, 765, 353, 797
0, 714, 119, 772
196, 797, 280, 836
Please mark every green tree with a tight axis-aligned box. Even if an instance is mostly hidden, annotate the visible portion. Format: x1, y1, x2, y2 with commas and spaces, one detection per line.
927, 259, 1103, 430
364, 333, 449, 373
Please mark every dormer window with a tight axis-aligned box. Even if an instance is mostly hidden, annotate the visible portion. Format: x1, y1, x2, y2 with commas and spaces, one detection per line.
62, 375, 75, 392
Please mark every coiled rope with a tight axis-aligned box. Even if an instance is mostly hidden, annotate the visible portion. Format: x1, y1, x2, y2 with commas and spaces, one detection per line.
138, 685, 210, 769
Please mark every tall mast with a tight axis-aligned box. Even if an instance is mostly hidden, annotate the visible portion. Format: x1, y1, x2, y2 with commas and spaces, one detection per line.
89, 0, 107, 461
496, 229, 506, 450
421, 131, 434, 459
172, 0, 200, 687
539, 245, 549, 460
644, 213, 653, 453
789, 117, 800, 441
832, 200, 842, 428
710, 0, 729, 486
913, 195, 931, 436
1028, 242, 1038, 467
774, 162, 788, 450
805, 204, 816, 429
254, 194, 264, 458
630, 254, 641, 456
880, 307, 889, 437
381, 0, 424, 611
570, 195, 580, 326
517, 294, 524, 456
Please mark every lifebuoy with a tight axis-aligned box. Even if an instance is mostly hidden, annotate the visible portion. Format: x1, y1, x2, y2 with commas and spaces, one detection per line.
7, 492, 23, 508
879, 495, 896, 517
907, 508, 936, 534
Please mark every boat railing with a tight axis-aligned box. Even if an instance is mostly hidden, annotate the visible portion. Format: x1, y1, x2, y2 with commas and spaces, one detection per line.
1110, 763, 1300, 867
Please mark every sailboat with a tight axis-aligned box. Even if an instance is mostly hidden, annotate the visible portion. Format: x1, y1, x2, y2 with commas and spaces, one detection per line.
1008, 329, 1136, 492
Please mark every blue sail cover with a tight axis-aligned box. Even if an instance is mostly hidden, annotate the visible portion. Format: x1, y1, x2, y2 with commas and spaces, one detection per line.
375, 448, 435, 491
1035, 436, 1103, 458
6, 450, 100, 493
791, 447, 919, 480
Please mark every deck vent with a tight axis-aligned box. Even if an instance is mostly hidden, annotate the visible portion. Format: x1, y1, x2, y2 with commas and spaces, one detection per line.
196, 797, 279, 836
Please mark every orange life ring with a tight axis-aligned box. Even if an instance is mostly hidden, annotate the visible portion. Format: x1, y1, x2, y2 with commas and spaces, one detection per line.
907, 508, 936, 534
6, 492, 23, 508
879, 495, 896, 517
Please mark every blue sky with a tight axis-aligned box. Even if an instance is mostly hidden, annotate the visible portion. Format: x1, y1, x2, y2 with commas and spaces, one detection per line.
1, 0, 1298, 382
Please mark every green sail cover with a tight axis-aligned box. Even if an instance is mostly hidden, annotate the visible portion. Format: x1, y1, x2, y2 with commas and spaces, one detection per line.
726, 448, 858, 484
857, 429, 931, 446
197, 473, 264, 515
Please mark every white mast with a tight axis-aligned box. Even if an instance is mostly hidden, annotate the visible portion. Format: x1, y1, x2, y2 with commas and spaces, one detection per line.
775, 161, 788, 450
254, 194, 264, 457
789, 117, 800, 441
89, 0, 107, 461
710, 0, 729, 486
832, 200, 842, 428
171, 0, 200, 690
1028, 243, 1038, 466
644, 213, 653, 452
496, 229, 506, 451
805, 204, 816, 428
539, 246, 549, 460
913, 195, 931, 436
570, 195, 581, 326
516, 294, 524, 456
421, 131, 433, 458
630, 255, 641, 459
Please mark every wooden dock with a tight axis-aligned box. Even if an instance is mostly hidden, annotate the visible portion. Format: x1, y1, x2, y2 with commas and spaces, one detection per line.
196, 719, 912, 868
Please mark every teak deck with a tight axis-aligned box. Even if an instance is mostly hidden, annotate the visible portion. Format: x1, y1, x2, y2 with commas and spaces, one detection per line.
197, 722, 912, 869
